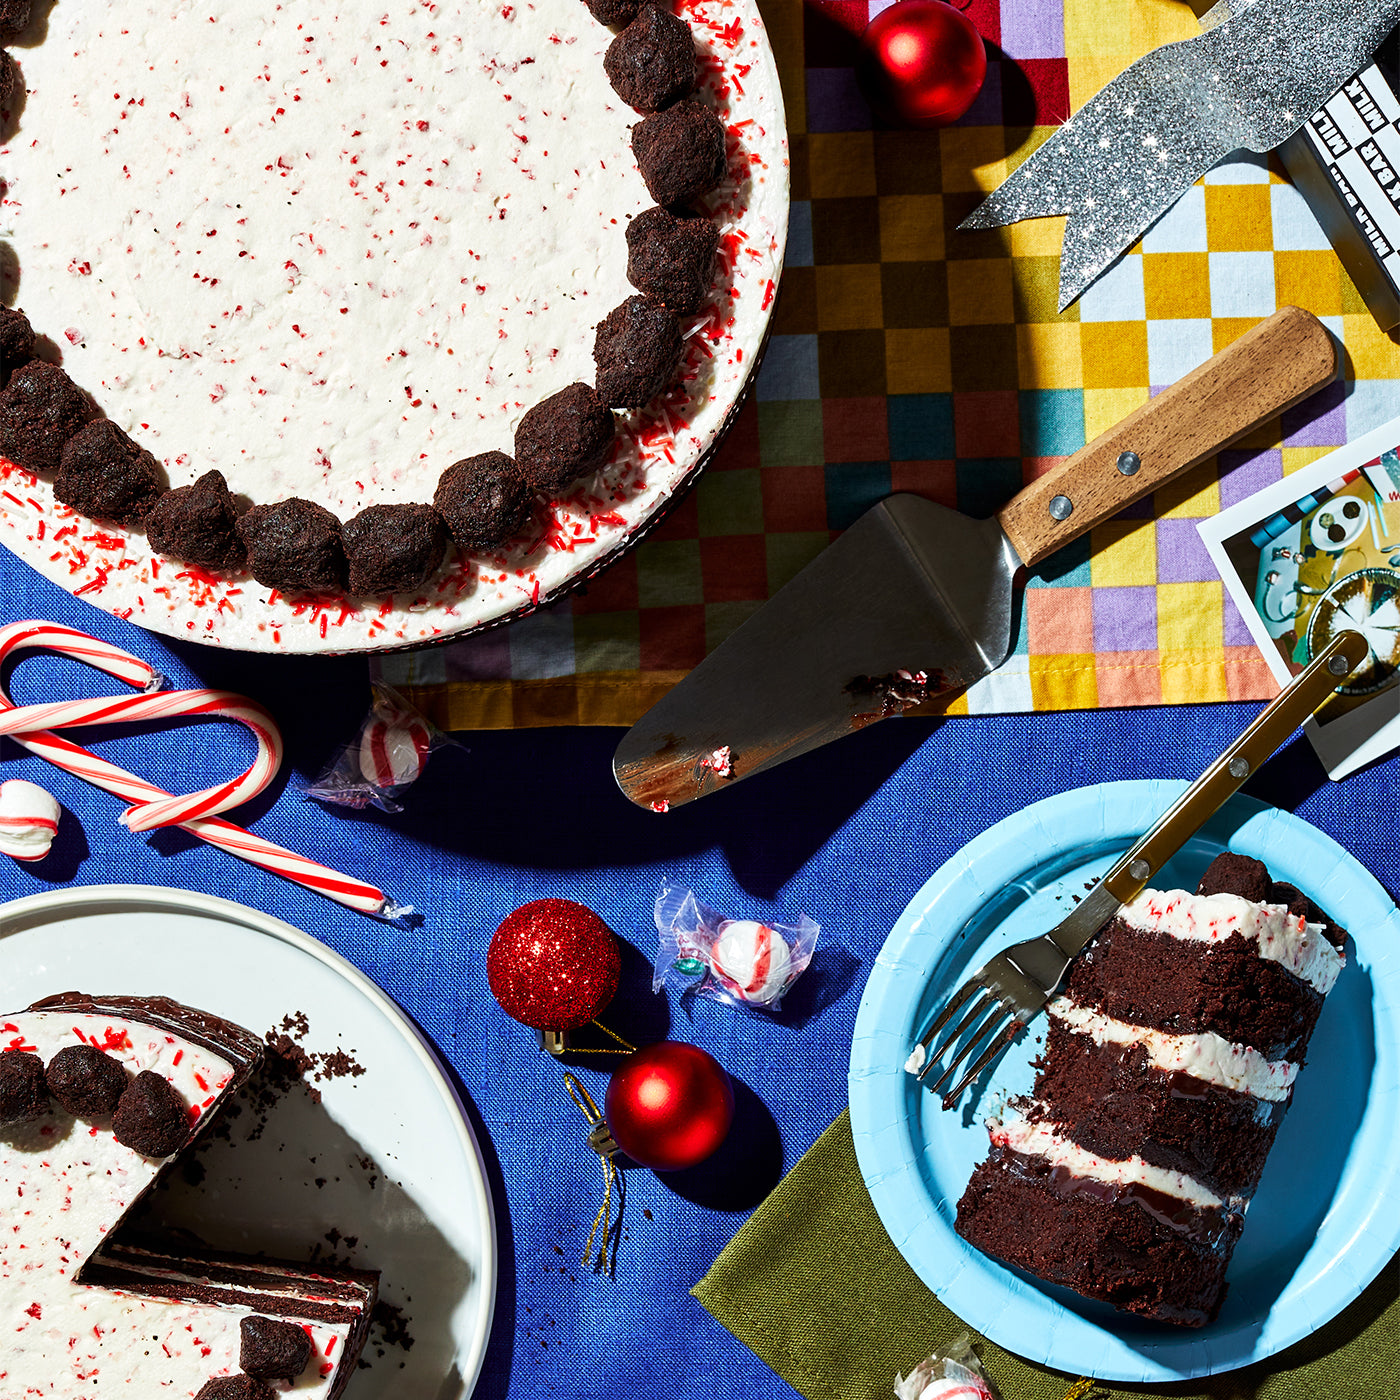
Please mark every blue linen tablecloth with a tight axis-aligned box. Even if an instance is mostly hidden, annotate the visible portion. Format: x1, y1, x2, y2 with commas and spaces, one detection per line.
1, 557, 1397, 1400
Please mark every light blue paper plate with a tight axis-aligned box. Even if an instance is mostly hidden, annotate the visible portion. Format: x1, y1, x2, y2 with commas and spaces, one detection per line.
848, 779, 1400, 1383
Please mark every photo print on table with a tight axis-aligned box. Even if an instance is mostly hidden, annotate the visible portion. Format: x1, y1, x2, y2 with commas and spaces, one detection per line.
1199, 416, 1400, 779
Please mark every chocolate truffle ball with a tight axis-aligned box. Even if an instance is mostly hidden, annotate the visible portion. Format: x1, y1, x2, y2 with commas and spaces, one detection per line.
0, 48, 17, 112
236, 498, 345, 594
194, 1379, 276, 1400
593, 295, 682, 408
240, 1315, 314, 1380
583, 0, 641, 26
45, 1044, 130, 1117
514, 384, 615, 493
0, 1049, 48, 1126
0, 0, 30, 39
604, 4, 697, 113
145, 469, 247, 572
0, 305, 35, 387
342, 501, 448, 596
0, 360, 96, 473
112, 1070, 189, 1157
434, 451, 532, 552
631, 99, 727, 207
1195, 852, 1271, 904
625, 206, 720, 314
54, 419, 165, 526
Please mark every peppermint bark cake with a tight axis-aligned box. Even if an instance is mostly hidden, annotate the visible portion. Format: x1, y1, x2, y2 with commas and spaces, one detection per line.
0, 0, 787, 651
0, 993, 377, 1396
954, 854, 1346, 1327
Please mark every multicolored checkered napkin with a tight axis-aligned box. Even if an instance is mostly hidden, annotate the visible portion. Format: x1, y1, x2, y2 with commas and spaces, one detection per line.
377, 0, 1400, 730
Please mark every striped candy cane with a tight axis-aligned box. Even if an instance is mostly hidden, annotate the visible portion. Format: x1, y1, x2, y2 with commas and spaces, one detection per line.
0, 620, 407, 919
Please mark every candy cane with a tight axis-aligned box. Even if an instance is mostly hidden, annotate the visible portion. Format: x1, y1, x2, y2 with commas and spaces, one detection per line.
0, 620, 408, 920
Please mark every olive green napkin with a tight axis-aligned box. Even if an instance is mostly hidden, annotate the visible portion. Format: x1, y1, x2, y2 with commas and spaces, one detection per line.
692, 1111, 1399, 1400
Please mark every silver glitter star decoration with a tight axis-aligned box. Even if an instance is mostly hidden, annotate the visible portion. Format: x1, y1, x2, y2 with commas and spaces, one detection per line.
961, 0, 1400, 310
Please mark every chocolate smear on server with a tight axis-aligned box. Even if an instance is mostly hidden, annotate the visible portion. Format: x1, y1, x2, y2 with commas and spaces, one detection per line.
0, 1049, 49, 1126
625, 206, 720, 315
593, 296, 683, 408
631, 99, 728, 206
236, 498, 346, 595
434, 450, 533, 553
515, 383, 616, 493
194, 1377, 276, 1400
53, 418, 166, 526
112, 1069, 191, 1156
0, 361, 96, 472
341, 502, 448, 597
604, 4, 698, 113
240, 1314, 313, 1380
45, 1043, 130, 1117
145, 469, 248, 573
845, 669, 947, 727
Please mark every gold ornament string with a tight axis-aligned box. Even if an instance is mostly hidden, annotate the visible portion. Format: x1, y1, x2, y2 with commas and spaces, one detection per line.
564, 1072, 625, 1274
552, 1019, 637, 1055
1060, 1379, 1096, 1400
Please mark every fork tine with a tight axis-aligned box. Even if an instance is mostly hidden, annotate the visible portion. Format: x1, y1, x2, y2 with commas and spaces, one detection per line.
915, 989, 996, 1083
940, 1014, 1024, 1110
925, 998, 1011, 1094
915, 978, 980, 1051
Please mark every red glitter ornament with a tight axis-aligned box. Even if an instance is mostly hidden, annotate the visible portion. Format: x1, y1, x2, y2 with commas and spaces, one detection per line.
487, 899, 621, 1030
857, 1, 987, 129
604, 1041, 734, 1171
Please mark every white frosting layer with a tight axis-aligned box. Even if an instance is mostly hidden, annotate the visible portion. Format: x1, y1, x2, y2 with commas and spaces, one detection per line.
0, 1009, 356, 1396
1049, 995, 1298, 1102
0, 778, 61, 860
991, 1107, 1223, 1212
1120, 888, 1344, 994
0, 0, 788, 652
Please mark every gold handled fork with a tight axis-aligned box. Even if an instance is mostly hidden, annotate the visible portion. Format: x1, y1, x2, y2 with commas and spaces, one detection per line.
911, 628, 1369, 1109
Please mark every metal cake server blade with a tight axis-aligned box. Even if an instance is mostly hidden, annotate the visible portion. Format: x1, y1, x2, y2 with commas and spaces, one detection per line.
614, 305, 1339, 809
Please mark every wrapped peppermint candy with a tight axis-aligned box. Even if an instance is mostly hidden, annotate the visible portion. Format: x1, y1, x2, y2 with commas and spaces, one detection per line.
652, 883, 818, 1011
895, 1337, 1000, 1400
306, 683, 452, 813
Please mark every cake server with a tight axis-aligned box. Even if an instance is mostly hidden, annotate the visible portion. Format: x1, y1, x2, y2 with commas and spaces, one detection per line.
613, 305, 1337, 810
909, 626, 1368, 1109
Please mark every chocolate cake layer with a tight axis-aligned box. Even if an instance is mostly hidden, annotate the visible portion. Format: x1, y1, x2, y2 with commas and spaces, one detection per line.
956, 1145, 1239, 1326
1030, 1022, 1285, 1200
1061, 919, 1324, 1060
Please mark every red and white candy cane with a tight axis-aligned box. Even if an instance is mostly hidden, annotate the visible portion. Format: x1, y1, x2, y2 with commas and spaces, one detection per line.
0, 620, 407, 919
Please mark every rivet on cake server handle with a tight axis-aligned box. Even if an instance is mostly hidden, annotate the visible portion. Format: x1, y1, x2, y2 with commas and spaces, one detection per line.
612, 306, 1337, 810
958, 0, 1400, 310
909, 627, 1369, 1109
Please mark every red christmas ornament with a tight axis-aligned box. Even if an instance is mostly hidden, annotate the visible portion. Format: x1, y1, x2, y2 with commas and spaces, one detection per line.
857, 1, 987, 129
487, 899, 621, 1030
604, 1041, 734, 1171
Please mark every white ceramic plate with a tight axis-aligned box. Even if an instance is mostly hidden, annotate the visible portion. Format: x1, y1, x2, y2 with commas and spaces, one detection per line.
0, 884, 496, 1399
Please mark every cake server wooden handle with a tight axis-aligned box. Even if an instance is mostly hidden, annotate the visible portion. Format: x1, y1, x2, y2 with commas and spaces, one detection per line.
1092, 630, 1370, 913
998, 305, 1337, 569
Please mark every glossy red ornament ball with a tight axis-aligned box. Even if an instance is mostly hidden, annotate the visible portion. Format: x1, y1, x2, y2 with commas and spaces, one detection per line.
857, 1, 987, 128
487, 899, 621, 1030
604, 1041, 734, 1171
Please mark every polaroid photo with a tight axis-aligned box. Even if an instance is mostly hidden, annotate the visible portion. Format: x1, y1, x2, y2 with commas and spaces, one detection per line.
1199, 417, 1400, 780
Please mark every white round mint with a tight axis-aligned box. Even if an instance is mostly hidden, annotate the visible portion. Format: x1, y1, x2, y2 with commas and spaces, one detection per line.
710, 920, 793, 1004
0, 779, 62, 862
358, 718, 431, 790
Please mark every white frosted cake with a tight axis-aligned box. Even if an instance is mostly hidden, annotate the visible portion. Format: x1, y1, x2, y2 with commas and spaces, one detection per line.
0, 994, 376, 1397
0, 0, 787, 651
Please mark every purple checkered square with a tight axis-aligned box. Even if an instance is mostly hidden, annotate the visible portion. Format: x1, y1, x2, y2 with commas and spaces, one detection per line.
1218, 447, 1282, 510
806, 68, 873, 132
1282, 379, 1347, 448
1223, 592, 1256, 647
1156, 517, 1219, 583
1093, 585, 1159, 652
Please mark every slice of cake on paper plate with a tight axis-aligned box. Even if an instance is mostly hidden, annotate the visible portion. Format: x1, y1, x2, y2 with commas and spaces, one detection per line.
954, 854, 1346, 1327
0, 992, 377, 1396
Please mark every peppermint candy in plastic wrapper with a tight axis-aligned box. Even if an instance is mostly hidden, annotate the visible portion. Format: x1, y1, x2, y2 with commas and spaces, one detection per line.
652, 883, 818, 1011
306, 683, 451, 813
895, 1336, 999, 1400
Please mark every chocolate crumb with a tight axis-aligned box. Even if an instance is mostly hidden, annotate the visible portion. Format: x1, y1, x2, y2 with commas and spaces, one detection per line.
433, 450, 532, 553
113, 1070, 190, 1157
195, 1378, 276, 1400
45, 1044, 129, 1117
240, 1315, 313, 1380
236, 497, 345, 594
145, 469, 247, 573
53, 417, 165, 526
625, 206, 719, 315
0, 360, 96, 473
370, 1300, 416, 1353
582, 0, 641, 25
0, 1049, 48, 1126
514, 383, 615, 493
604, 4, 697, 113
1196, 852, 1271, 903
0, 305, 36, 387
631, 99, 727, 207
341, 501, 447, 596
593, 295, 682, 408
